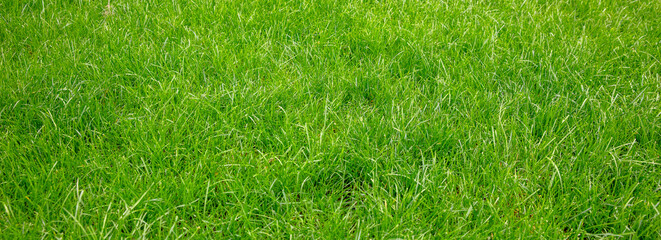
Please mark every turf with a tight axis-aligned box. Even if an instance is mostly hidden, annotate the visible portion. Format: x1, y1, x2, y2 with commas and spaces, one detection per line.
1, 0, 660, 238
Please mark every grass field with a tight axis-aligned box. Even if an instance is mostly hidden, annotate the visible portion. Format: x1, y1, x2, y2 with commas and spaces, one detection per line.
1, 0, 660, 238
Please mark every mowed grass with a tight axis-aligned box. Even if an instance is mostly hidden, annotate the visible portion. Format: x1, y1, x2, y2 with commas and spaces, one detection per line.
1, 0, 660, 238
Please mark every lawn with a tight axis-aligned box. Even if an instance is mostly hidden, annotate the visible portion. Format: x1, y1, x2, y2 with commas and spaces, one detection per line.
1, 0, 660, 238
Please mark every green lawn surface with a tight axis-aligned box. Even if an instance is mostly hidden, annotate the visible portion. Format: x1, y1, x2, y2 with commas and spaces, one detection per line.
1, 0, 660, 238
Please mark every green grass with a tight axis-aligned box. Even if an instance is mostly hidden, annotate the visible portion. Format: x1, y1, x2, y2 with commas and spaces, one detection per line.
1, 0, 660, 238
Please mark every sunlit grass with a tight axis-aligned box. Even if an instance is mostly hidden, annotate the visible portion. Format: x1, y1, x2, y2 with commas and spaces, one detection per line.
1, 0, 660, 238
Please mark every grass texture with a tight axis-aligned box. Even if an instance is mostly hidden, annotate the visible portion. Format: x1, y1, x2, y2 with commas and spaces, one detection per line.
1, 0, 661, 238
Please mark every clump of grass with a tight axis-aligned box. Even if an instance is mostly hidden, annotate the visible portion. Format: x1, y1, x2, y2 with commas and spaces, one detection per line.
1, 0, 660, 238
